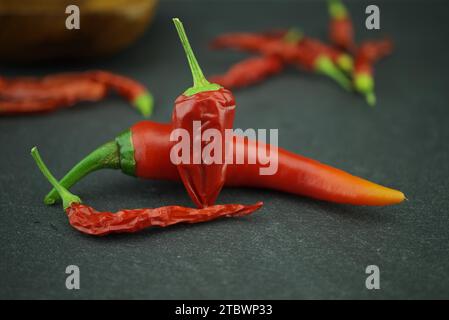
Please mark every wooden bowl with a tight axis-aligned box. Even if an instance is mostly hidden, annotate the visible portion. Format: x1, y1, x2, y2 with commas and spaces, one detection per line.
0, 0, 158, 62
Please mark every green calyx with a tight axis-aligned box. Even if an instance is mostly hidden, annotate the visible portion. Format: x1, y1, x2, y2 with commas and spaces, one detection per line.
314, 55, 351, 91
328, 0, 348, 20
354, 73, 376, 106
283, 27, 304, 44
133, 91, 154, 118
173, 18, 222, 96
336, 54, 354, 73
115, 129, 136, 176
31, 147, 81, 210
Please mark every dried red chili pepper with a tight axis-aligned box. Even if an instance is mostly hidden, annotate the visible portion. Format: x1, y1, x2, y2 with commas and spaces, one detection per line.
44, 120, 405, 207
353, 39, 394, 106
211, 31, 351, 90
209, 55, 284, 89
31, 147, 262, 236
0, 71, 153, 117
328, 0, 355, 52
0, 78, 107, 114
283, 28, 354, 73
171, 18, 237, 208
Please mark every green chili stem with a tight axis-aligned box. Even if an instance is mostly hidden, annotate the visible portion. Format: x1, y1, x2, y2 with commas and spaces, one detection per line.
283, 28, 304, 44
44, 141, 120, 205
172, 18, 221, 96
31, 147, 81, 210
314, 56, 352, 91
328, 0, 348, 20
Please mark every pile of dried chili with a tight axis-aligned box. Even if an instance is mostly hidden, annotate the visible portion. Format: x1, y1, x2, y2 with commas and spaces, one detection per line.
209, 0, 393, 106
0, 71, 153, 117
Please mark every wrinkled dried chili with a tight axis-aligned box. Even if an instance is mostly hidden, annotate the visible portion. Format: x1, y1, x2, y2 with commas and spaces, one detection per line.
211, 31, 351, 90
209, 55, 284, 89
31, 147, 262, 236
0, 71, 153, 117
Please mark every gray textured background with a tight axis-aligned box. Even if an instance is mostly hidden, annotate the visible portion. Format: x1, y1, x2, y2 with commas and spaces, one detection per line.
1, 0, 448, 299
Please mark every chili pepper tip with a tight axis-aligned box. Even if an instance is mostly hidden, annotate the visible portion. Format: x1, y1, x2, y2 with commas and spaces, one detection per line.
314, 56, 352, 91
328, 0, 348, 19
31, 146, 82, 210
336, 54, 354, 73
133, 91, 154, 118
365, 92, 376, 107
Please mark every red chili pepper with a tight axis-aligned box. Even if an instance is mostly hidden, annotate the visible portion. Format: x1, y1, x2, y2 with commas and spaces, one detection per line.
172, 18, 237, 208
0, 78, 107, 114
44, 120, 405, 207
209, 55, 284, 89
0, 71, 153, 117
211, 31, 351, 90
353, 39, 394, 106
31, 147, 262, 236
328, 0, 356, 52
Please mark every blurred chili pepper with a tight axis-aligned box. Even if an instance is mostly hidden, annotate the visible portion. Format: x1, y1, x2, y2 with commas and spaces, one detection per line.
209, 55, 284, 89
44, 121, 405, 207
353, 39, 394, 106
211, 31, 351, 90
0, 71, 153, 117
284, 28, 354, 73
328, 0, 355, 52
31, 147, 262, 236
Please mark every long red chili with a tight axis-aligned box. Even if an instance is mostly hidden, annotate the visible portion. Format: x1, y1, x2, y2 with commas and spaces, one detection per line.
0, 71, 153, 117
209, 55, 284, 89
44, 120, 405, 207
31, 147, 262, 236
328, 0, 355, 52
353, 39, 394, 106
171, 18, 237, 208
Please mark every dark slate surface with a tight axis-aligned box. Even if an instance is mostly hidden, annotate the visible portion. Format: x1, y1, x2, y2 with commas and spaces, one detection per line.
1, 0, 448, 299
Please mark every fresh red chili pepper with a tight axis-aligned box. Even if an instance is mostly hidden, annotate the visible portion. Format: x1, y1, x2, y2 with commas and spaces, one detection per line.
171, 18, 237, 208
328, 0, 355, 52
353, 39, 394, 106
211, 31, 351, 90
31, 147, 262, 236
44, 120, 405, 207
0, 71, 153, 117
209, 55, 284, 89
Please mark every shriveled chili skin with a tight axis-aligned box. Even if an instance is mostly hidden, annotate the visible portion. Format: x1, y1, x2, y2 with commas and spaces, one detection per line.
0, 79, 107, 114
0, 71, 151, 116
131, 121, 405, 206
172, 88, 236, 208
329, 17, 355, 52
67, 202, 263, 236
209, 55, 284, 89
84, 70, 147, 102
